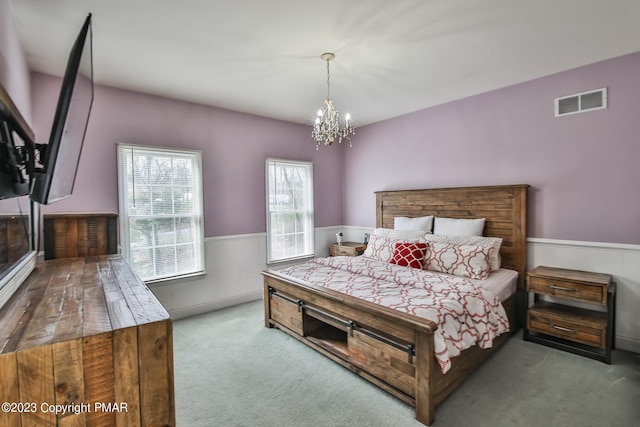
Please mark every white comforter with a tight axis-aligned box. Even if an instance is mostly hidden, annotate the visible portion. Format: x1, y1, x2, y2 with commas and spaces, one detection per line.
278, 256, 510, 373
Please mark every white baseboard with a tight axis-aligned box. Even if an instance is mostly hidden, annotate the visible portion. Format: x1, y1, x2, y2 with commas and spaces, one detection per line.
169, 290, 263, 320
616, 337, 640, 354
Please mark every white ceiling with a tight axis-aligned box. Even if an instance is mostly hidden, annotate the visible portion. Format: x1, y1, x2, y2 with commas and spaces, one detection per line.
9, 0, 640, 126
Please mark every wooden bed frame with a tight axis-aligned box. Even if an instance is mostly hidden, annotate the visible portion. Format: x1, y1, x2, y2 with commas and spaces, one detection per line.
262, 184, 528, 425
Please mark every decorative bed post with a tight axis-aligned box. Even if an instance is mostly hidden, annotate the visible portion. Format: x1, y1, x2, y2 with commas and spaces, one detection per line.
415, 329, 436, 425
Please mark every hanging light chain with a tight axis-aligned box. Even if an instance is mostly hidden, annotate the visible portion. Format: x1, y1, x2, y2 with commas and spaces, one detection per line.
326, 57, 331, 100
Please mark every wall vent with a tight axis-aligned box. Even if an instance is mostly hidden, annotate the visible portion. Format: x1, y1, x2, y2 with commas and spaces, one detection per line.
555, 88, 607, 117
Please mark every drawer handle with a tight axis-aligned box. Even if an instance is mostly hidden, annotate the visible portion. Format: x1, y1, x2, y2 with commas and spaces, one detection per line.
551, 324, 578, 334
550, 285, 579, 292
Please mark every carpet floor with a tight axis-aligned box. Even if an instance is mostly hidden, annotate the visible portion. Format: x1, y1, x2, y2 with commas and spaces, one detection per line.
173, 300, 640, 427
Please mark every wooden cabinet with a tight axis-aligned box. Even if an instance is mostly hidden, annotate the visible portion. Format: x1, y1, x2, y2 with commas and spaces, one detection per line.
0, 255, 175, 426
329, 242, 367, 257
43, 213, 118, 260
524, 265, 615, 363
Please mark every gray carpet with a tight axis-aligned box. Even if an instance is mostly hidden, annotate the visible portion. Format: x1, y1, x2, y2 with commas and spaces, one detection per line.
173, 300, 640, 427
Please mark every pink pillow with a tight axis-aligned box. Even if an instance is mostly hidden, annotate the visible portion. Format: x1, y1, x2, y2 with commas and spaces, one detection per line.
390, 243, 428, 269
425, 242, 492, 280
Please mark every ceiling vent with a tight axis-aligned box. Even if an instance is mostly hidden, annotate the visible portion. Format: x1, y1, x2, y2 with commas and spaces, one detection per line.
555, 88, 607, 117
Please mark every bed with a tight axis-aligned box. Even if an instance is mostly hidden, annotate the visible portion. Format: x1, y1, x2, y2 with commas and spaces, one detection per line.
262, 184, 528, 425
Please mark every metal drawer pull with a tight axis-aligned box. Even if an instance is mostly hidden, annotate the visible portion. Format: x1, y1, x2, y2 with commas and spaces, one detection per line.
550, 285, 579, 292
302, 304, 352, 329
351, 323, 416, 364
268, 287, 303, 311
551, 324, 578, 334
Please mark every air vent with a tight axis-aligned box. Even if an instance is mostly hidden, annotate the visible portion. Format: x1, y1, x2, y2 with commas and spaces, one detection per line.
555, 88, 607, 117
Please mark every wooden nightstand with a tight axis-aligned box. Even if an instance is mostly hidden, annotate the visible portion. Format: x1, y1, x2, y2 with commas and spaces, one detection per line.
523, 266, 616, 363
329, 242, 367, 257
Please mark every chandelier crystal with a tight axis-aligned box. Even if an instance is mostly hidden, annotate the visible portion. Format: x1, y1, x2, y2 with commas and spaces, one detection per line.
311, 52, 355, 150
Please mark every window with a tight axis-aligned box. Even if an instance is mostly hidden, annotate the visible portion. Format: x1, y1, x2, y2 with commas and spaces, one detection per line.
118, 144, 205, 281
266, 159, 314, 263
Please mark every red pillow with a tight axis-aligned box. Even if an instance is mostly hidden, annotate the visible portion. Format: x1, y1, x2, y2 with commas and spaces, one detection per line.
390, 242, 428, 269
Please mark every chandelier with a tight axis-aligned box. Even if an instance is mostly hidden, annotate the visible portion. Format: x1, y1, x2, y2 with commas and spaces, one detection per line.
311, 52, 355, 150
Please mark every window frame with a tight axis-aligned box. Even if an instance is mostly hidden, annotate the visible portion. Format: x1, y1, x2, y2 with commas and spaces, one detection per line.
117, 143, 205, 282
265, 158, 315, 264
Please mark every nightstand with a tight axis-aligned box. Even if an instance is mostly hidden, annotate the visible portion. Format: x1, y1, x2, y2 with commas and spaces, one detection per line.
329, 242, 367, 257
523, 266, 616, 363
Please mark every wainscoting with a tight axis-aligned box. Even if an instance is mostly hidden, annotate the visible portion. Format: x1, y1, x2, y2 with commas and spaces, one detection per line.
149, 225, 639, 354
150, 226, 342, 320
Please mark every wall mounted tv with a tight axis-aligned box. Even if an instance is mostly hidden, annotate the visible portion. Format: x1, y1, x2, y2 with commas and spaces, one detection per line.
30, 13, 93, 204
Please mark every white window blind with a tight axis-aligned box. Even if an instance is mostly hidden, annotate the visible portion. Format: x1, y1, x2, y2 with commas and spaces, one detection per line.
118, 144, 204, 281
266, 159, 314, 263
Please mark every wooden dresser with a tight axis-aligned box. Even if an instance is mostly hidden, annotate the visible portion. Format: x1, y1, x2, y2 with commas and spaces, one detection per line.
0, 255, 175, 426
524, 265, 615, 363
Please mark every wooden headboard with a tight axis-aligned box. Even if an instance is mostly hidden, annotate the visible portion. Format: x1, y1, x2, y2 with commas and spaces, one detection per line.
375, 184, 529, 289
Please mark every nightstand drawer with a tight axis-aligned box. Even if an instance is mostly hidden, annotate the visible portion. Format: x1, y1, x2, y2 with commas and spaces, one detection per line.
331, 245, 357, 256
524, 266, 615, 363
528, 276, 605, 304
329, 242, 367, 257
527, 302, 607, 348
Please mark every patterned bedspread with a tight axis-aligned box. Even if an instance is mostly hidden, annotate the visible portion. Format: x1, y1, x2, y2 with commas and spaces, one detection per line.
278, 256, 510, 373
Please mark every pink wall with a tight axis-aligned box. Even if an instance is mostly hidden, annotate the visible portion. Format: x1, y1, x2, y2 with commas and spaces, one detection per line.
30, 73, 344, 237
25, 50, 640, 245
0, 0, 31, 120
344, 51, 640, 245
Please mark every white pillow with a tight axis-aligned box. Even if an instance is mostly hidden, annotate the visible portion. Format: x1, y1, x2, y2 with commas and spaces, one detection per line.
394, 215, 434, 232
424, 242, 492, 280
373, 228, 429, 240
433, 217, 485, 236
362, 235, 398, 262
423, 234, 502, 271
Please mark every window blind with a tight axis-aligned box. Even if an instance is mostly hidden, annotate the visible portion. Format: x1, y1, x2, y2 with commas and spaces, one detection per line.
117, 144, 205, 281
266, 158, 314, 263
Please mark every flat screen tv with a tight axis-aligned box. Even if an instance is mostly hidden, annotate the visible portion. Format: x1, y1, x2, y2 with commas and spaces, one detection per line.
30, 13, 93, 204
